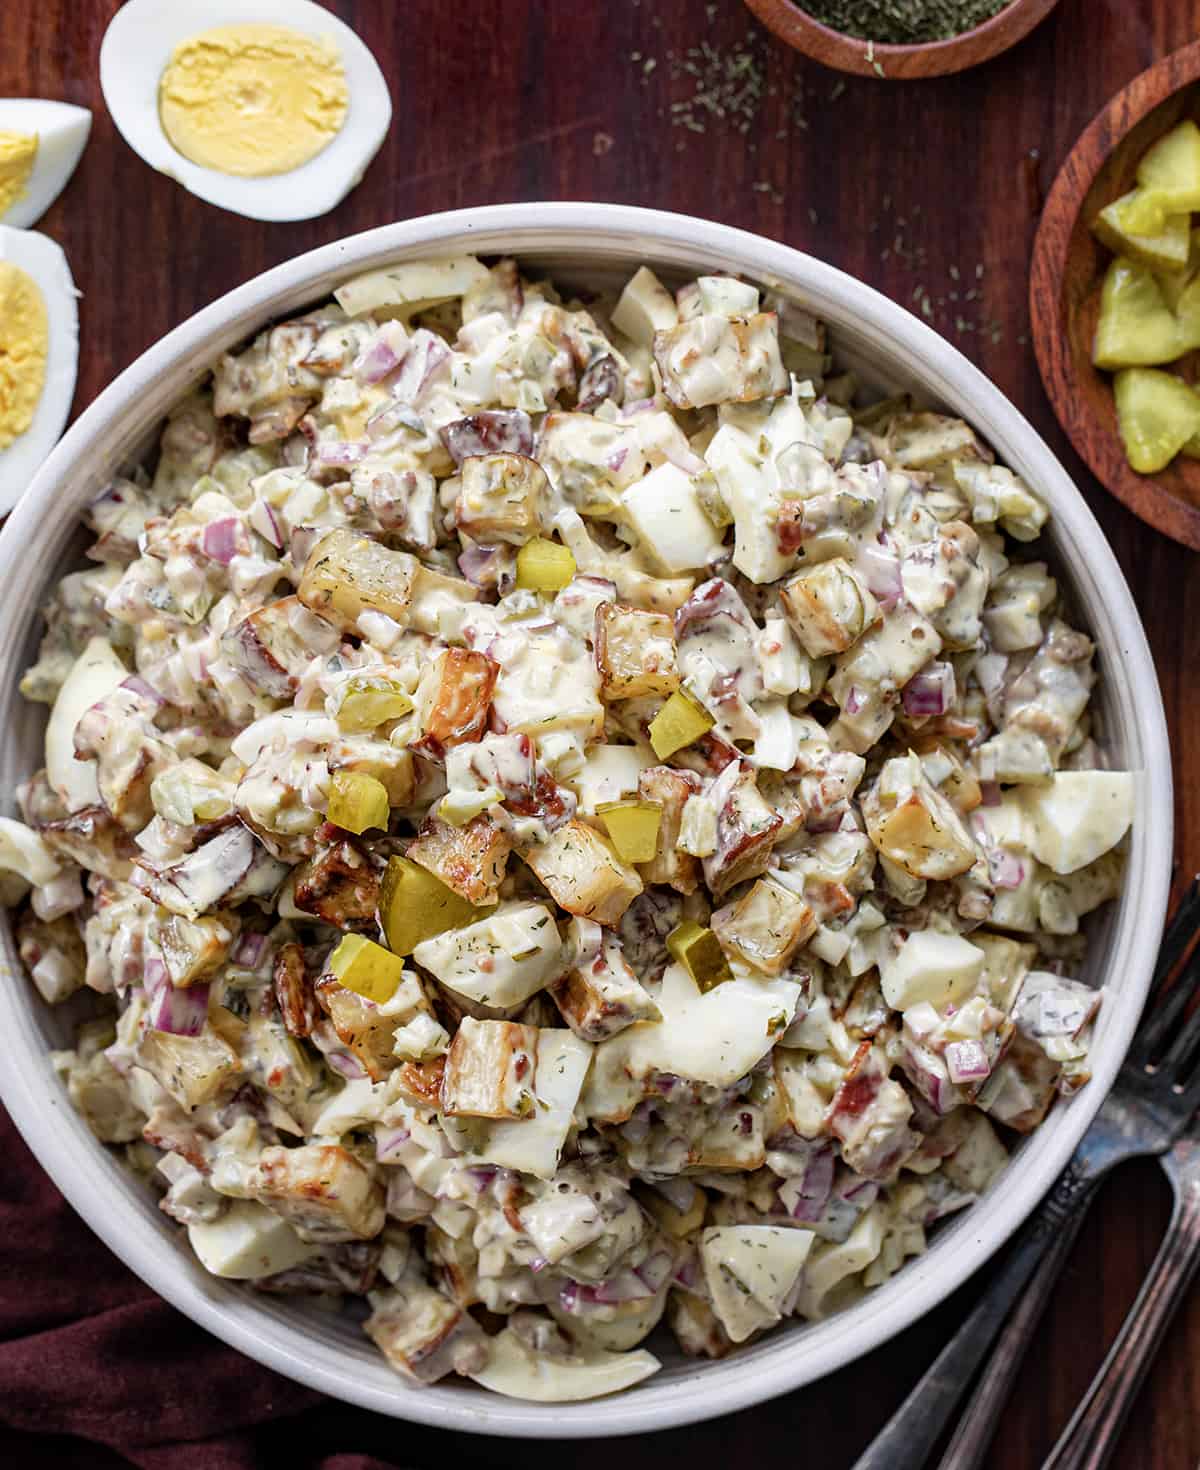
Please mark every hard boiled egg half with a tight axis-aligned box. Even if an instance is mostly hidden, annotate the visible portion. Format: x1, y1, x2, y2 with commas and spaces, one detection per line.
0, 226, 79, 516
100, 0, 392, 222
0, 100, 91, 228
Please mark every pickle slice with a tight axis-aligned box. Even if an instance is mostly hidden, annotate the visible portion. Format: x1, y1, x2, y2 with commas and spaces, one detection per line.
1113, 367, 1200, 474
329, 933, 404, 1004
515, 537, 577, 592
335, 676, 414, 733
667, 920, 732, 992
1093, 258, 1191, 369
327, 770, 391, 834
648, 689, 715, 760
1093, 190, 1191, 272
597, 799, 663, 864
1136, 120, 1200, 214
379, 854, 480, 956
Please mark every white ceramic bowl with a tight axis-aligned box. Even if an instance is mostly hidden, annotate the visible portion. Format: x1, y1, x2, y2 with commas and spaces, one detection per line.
0, 203, 1173, 1438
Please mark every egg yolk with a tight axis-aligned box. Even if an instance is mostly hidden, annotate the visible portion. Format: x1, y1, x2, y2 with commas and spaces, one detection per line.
0, 261, 49, 451
157, 23, 349, 178
0, 131, 39, 217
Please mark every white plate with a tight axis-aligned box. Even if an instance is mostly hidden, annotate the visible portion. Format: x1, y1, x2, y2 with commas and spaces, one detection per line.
0, 203, 1173, 1438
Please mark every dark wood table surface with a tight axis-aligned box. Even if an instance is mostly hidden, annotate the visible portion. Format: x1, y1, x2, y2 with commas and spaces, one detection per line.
4, 0, 1200, 1465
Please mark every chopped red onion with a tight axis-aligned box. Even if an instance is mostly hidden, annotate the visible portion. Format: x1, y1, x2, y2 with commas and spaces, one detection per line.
314, 440, 369, 467
290, 526, 326, 565
354, 323, 409, 385
375, 1126, 412, 1162
662, 443, 707, 476
232, 931, 269, 968
147, 980, 210, 1037
857, 542, 902, 611
457, 544, 500, 586
327, 1050, 368, 1081
201, 517, 241, 565
605, 447, 629, 473
988, 847, 1026, 890
902, 661, 956, 719
620, 397, 657, 418
786, 1146, 835, 1223
632, 1249, 676, 1295
120, 674, 164, 706
945, 1040, 992, 1084
979, 780, 1002, 807
844, 685, 865, 716
391, 330, 450, 405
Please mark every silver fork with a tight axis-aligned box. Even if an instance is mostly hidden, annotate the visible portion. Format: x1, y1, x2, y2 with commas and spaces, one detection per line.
852, 877, 1200, 1470
1039, 1129, 1200, 1469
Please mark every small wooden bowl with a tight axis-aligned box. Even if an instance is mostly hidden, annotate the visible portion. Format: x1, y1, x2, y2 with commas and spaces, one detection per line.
1031, 43, 1200, 551
742, 0, 1060, 81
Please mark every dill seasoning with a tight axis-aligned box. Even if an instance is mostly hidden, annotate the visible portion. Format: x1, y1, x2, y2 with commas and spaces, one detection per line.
800, 0, 1012, 43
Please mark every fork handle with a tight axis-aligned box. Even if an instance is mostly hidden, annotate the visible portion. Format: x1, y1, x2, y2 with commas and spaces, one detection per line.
1042, 1178, 1200, 1470
851, 1163, 1102, 1470
933, 1198, 1092, 1470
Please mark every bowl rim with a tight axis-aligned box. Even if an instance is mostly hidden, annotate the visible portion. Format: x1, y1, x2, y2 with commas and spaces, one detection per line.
0, 201, 1173, 1437
741, 0, 1061, 79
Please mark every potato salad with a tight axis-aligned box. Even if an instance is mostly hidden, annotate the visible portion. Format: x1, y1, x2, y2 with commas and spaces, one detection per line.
1, 254, 1134, 1401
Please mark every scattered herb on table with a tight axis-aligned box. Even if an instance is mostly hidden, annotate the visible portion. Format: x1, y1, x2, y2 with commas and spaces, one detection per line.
799, 0, 1011, 43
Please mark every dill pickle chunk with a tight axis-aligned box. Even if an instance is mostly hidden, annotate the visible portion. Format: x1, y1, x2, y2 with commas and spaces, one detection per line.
1113, 367, 1200, 474
1093, 258, 1193, 369
329, 933, 404, 1004
335, 676, 414, 733
1136, 120, 1200, 214
379, 854, 480, 956
515, 536, 576, 592
1093, 190, 1191, 272
666, 920, 732, 992
596, 799, 663, 864
327, 770, 391, 834
648, 689, 715, 760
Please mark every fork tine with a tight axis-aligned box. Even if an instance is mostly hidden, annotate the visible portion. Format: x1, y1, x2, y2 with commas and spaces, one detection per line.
1149, 876, 1200, 998
1139, 942, 1200, 1079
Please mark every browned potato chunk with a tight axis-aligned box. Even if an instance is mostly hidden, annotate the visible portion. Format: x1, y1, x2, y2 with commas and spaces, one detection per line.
292, 840, 383, 931
135, 1025, 242, 1112
637, 764, 699, 894
298, 529, 417, 631
219, 596, 340, 700
702, 761, 782, 898
158, 913, 237, 988
779, 558, 879, 658
316, 976, 400, 1081
861, 755, 979, 880
440, 1017, 538, 1118
364, 1282, 489, 1383
406, 812, 512, 905
455, 452, 550, 544
253, 1143, 385, 1242
594, 601, 680, 701
274, 941, 318, 1038
524, 819, 643, 926
653, 312, 789, 410
711, 876, 816, 975
550, 918, 660, 1041
413, 648, 498, 757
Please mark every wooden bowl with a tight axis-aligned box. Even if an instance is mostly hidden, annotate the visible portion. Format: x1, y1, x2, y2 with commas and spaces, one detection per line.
742, 0, 1060, 80
1031, 42, 1200, 551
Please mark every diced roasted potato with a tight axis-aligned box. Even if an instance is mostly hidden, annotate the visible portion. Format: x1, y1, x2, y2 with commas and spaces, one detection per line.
780, 558, 879, 658
524, 819, 643, 927
636, 765, 700, 894
550, 918, 660, 1041
701, 760, 783, 898
594, 602, 680, 701
413, 648, 498, 756
273, 941, 318, 1038
298, 529, 417, 632
292, 840, 383, 931
711, 876, 817, 976
135, 1024, 242, 1112
158, 912, 238, 988
220, 597, 340, 700
668, 1289, 735, 1360
17, 910, 86, 1004
455, 453, 550, 544
653, 313, 789, 410
826, 1042, 920, 1181
316, 974, 400, 1081
440, 1016, 538, 1118
406, 812, 512, 906
861, 754, 980, 880
364, 1281, 489, 1384
252, 1143, 385, 1242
